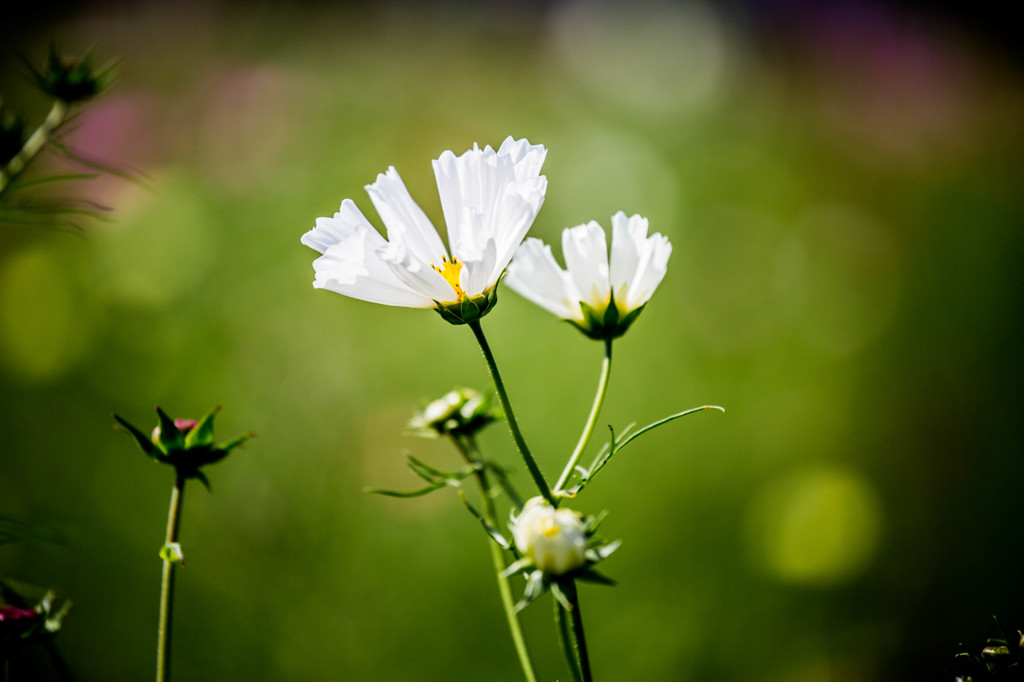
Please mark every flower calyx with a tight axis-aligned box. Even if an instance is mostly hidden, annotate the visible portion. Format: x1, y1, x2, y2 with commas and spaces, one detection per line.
406, 387, 501, 439
30, 43, 116, 104
114, 405, 254, 490
0, 588, 72, 645
432, 285, 500, 325
570, 291, 646, 340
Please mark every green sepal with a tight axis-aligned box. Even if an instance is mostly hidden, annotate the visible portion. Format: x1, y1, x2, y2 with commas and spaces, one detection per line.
513, 570, 548, 613
185, 405, 220, 449
30, 42, 117, 104
216, 430, 255, 455
159, 542, 184, 565
568, 293, 647, 340
583, 509, 608, 535
585, 538, 621, 563
192, 469, 212, 492
548, 580, 572, 610
431, 287, 498, 325
500, 556, 534, 579
574, 567, 616, 586
112, 413, 163, 461
155, 407, 184, 453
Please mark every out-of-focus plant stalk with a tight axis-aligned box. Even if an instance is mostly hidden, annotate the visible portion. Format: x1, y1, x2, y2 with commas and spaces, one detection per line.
452, 435, 537, 682
563, 580, 592, 682
468, 320, 553, 504
554, 338, 613, 495
156, 472, 185, 682
554, 596, 583, 682
0, 100, 67, 199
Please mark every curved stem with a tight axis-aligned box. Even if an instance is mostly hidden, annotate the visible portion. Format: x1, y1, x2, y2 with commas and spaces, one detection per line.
157, 473, 185, 682
468, 320, 553, 504
453, 436, 538, 682
0, 100, 68, 199
554, 338, 613, 494
564, 580, 593, 682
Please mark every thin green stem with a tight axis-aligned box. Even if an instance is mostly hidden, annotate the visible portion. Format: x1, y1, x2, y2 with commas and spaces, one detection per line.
453, 436, 538, 682
554, 338, 613, 494
555, 595, 584, 682
0, 100, 68, 199
157, 473, 185, 682
564, 580, 593, 682
468, 320, 553, 504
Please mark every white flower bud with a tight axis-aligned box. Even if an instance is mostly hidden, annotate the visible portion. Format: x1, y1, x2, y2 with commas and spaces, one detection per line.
513, 497, 587, 576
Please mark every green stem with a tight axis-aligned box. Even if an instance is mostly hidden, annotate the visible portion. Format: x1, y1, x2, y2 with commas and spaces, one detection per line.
157, 473, 185, 682
468, 320, 553, 504
555, 595, 584, 682
554, 338, 613, 494
453, 436, 538, 682
564, 580, 593, 682
0, 100, 68, 199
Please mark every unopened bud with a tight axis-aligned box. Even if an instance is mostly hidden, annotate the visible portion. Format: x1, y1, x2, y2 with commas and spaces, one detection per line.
512, 497, 587, 576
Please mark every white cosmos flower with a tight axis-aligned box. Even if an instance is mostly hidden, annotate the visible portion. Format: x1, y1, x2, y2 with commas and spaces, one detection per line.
505, 211, 671, 339
301, 137, 547, 324
512, 497, 588, 576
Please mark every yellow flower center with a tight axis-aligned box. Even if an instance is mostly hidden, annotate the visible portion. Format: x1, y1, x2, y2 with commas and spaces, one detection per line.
431, 255, 465, 301
542, 521, 560, 538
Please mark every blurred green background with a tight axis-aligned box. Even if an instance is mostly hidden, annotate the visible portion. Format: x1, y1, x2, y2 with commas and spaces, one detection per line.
2, 1, 1024, 680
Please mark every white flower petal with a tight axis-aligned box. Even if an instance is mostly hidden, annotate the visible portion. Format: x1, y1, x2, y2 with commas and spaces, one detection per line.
624, 232, 671, 311
490, 174, 548, 283
609, 211, 645, 304
460, 237, 498, 299
506, 238, 583, 321
304, 137, 547, 315
365, 167, 449, 268
497, 135, 548, 182
562, 221, 610, 309
508, 211, 671, 334
610, 211, 671, 311
306, 202, 435, 307
378, 239, 457, 303
433, 138, 547, 286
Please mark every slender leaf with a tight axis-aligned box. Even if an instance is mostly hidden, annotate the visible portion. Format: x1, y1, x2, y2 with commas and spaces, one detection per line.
457, 490, 511, 549
404, 452, 468, 481
613, 405, 724, 452
363, 479, 454, 498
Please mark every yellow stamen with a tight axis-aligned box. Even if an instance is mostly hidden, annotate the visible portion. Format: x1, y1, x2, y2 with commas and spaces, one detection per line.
431, 254, 465, 301
542, 522, 560, 538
